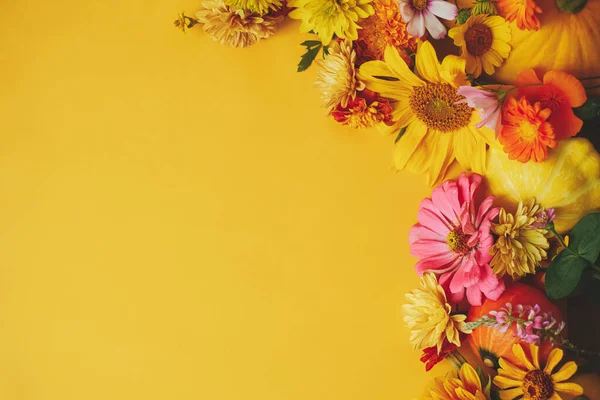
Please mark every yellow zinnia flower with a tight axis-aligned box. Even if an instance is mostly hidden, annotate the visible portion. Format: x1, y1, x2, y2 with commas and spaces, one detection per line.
494, 343, 584, 400
224, 0, 281, 14
448, 14, 511, 78
358, 41, 493, 186
428, 363, 491, 400
402, 273, 471, 352
287, 0, 375, 45
490, 198, 552, 279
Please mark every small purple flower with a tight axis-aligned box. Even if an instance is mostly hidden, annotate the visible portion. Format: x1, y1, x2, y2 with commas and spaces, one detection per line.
397, 0, 458, 39
532, 209, 556, 229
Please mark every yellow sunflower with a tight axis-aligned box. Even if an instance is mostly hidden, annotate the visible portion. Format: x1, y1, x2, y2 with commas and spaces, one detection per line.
428, 363, 491, 400
287, 0, 375, 45
448, 15, 511, 78
494, 343, 584, 400
357, 41, 493, 186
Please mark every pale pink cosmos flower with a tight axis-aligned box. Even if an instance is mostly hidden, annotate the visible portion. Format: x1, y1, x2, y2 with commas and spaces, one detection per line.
457, 86, 502, 137
397, 0, 458, 39
409, 173, 505, 306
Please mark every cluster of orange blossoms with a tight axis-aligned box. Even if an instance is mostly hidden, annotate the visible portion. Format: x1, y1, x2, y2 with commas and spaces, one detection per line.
497, 69, 587, 163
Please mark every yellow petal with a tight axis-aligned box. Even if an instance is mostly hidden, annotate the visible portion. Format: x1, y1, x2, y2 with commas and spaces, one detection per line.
551, 361, 578, 383
498, 387, 523, 400
426, 131, 454, 186
384, 46, 425, 88
455, 387, 476, 400
357, 61, 409, 99
530, 343, 540, 369
459, 363, 482, 393
440, 55, 468, 87
512, 344, 535, 371
394, 120, 429, 171
544, 348, 564, 374
498, 358, 527, 380
548, 393, 562, 400
493, 375, 523, 389
554, 382, 584, 395
415, 41, 442, 84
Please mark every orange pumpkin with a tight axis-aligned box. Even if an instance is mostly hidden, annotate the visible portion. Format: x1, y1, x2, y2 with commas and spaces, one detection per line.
468, 283, 562, 369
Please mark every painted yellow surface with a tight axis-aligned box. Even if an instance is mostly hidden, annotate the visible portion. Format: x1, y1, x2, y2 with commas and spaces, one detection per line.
0, 1, 441, 398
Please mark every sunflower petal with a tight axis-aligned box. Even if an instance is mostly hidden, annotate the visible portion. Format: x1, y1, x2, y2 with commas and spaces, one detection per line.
530, 343, 540, 369
498, 359, 527, 380
512, 344, 535, 370
551, 361, 578, 383
554, 382, 584, 396
543, 348, 564, 375
415, 41, 442, 84
493, 375, 522, 389
498, 387, 523, 400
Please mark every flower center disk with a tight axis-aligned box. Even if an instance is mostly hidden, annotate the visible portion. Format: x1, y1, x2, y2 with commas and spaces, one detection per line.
411, 0, 428, 11
523, 370, 554, 400
465, 23, 493, 56
446, 229, 469, 255
410, 83, 472, 132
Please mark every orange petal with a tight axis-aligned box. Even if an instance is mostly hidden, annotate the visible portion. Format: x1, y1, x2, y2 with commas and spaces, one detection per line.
548, 104, 584, 140
543, 70, 587, 107
515, 68, 542, 86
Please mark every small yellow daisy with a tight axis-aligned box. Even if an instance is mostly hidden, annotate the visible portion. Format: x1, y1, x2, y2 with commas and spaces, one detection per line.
448, 14, 511, 78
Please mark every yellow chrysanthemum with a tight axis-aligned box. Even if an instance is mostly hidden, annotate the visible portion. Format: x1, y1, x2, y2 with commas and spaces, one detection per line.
494, 343, 584, 400
356, 0, 416, 65
287, 0, 375, 45
490, 198, 552, 279
357, 41, 493, 186
402, 273, 471, 352
428, 363, 491, 400
224, 0, 281, 14
196, 0, 284, 48
448, 14, 511, 78
314, 40, 365, 113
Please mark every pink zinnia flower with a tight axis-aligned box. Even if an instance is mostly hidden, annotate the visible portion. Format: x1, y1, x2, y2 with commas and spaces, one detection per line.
409, 173, 505, 306
397, 0, 458, 39
457, 86, 502, 137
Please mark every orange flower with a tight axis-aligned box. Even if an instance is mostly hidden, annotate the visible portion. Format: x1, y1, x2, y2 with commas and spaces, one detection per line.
355, 0, 416, 66
499, 96, 557, 163
516, 69, 587, 139
331, 90, 394, 129
497, 0, 542, 31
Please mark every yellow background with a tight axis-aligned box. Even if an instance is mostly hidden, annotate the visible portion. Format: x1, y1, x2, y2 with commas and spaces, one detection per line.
0, 1, 441, 398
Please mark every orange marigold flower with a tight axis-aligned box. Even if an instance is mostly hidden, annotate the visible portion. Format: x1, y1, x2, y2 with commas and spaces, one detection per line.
499, 96, 557, 163
516, 69, 587, 140
355, 0, 417, 66
497, 0, 542, 31
331, 90, 394, 129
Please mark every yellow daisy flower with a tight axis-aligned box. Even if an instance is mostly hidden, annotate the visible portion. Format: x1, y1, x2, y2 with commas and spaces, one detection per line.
224, 0, 281, 14
402, 273, 471, 352
448, 14, 511, 78
428, 363, 491, 400
287, 0, 375, 45
494, 343, 584, 400
357, 41, 493, 186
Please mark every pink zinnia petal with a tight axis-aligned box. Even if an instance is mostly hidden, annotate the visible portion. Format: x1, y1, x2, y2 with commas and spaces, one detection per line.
422, 9, 448, 39
427, 0, 458, 20
466, 285, 483, 307
415, 254, 460, 275
431, 182, 461, 225
409, 224, 445, 243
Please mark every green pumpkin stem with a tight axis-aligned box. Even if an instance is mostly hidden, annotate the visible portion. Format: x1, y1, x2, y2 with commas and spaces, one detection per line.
555, 0, 587, 13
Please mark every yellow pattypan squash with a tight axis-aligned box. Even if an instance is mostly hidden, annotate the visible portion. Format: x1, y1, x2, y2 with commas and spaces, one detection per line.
485, 138, 600, 233
454, 0, 600, 85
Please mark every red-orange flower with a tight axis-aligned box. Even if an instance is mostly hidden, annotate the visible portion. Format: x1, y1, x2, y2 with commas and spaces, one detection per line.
420, 339, 458, 372
516, 69, 587, 139
497, 0, 542, 31
499, 96, 557, 163
331, 90, 394, 129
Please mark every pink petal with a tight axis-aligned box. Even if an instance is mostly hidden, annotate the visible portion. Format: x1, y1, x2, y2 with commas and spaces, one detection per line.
415, 254, 460, 275
466, 285, 483, 306
410, 239, 453, 258
431, 182, 461, 226
399, 0, 415, 22
409, 223, 445, 243
407, 11, 426, 38
478, 265, 505, 300
427, 0, 458, 20
475, 196, 497, 228
422, 9, 447, 39
417, 199, 453, 232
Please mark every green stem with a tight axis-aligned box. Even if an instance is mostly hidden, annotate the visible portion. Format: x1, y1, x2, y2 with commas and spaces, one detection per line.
549, 227, 569, 250
543, 331, 600, 358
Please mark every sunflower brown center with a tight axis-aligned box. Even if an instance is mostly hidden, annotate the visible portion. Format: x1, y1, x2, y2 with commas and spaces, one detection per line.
465, 23, 493, 56
412, 0, 428, 11
446, 229, 469, 255
523, 370, 554, 400
409, 83, 472, 132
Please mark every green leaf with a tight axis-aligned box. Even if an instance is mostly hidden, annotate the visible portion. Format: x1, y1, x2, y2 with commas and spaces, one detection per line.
395, 126, 407, 143
545, 250, 590, 299
297, 41, 322, 72
569, 213, 600, 263
574, 96, 600, 120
